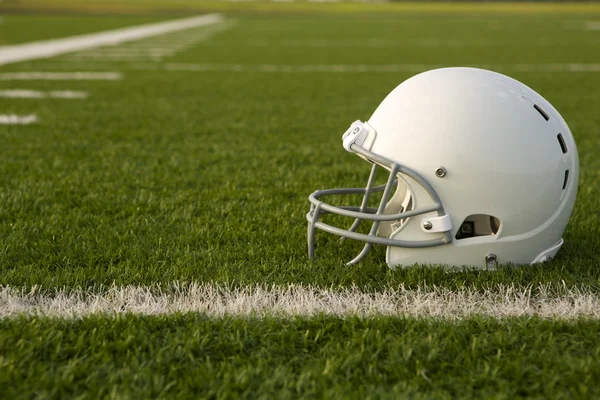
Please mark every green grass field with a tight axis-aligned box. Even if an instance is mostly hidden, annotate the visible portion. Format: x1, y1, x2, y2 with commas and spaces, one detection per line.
1, 2, 600, 398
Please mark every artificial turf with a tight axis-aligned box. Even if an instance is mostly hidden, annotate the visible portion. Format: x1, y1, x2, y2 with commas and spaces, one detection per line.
0, 13, 599, 290
1, 314, 599, 399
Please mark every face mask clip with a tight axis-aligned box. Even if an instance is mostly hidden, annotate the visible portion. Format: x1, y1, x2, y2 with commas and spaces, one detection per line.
342, 120, 376, 152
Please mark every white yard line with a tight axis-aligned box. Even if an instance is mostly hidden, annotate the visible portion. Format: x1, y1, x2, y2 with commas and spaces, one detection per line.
71, 53, 165, 60
0, 114, 38, 125
513, 63, 600, 72
1, 283, 599, 320
11, 63, 122, 71
125, 41, 205, 47
155, 63, 436, 73
77, 48, 174, 54
584, 21, 600, 30
0, 89, 87, 99
241, 38, 588, 47
149, 63, 600, 73
0, 72, 122, 80
65, 20, 235, 63
0, 13, 223, 66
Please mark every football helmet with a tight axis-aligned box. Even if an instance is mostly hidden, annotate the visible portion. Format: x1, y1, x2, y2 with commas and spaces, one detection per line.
307, 67, 579, 269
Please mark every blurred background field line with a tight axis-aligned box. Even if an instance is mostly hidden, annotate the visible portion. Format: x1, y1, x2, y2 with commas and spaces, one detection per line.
0, 113, 37, 125
64, 20, 236, 62
0, 89, 87, 98
0, 71, 122, 79
233, 37, 600, 47
585, 20, 600, 30
0, 13, 224, 66
127, 62, 600, 73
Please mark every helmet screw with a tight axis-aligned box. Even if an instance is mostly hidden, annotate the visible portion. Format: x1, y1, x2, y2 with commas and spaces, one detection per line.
423, 221, 433, 230
353, 127, 360, 134
485, 253, 497, 265
435, 167, 447, 178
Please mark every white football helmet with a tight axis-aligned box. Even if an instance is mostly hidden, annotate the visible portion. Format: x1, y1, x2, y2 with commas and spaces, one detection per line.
307, 67, 579, 269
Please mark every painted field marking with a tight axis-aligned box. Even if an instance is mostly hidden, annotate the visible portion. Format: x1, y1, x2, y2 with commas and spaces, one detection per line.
0, 72, 122, 80
240, 38, 596, 47
0, 13, 223, 66
1, 283, 599, 320
151, 63, 600, 73
71, 53, 165, 60
0, 89, 87, 99
71, 53, 171, 59
151, 63, 431, 73
584, 21, 600, 30
65, 20, 235, 63
126, 40, 206, 46
9, 63, 121, 71
0, 114, 38, 125
77, 48, 175, 54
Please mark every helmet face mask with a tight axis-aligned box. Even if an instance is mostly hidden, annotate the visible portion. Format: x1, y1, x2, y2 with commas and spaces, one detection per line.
306, 67, 579, 270
307, 121, 453, 265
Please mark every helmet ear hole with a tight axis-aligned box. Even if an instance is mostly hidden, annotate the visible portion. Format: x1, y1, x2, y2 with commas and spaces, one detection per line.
455, 214, 501, 240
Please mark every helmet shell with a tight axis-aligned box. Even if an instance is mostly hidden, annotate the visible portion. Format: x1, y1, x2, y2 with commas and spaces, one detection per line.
367, 68, 578, 268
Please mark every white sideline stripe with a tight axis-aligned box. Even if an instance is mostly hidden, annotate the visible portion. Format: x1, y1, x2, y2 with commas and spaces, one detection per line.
148, 63, 600, 73
1, 283, 599, 320
0, 114, 38, 125
0, 89, 87, 99
0, 14, 223, 66
0, 72, 121, 80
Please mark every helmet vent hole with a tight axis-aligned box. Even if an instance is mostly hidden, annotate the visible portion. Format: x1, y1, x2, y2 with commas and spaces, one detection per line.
455, 214, 501, 240
563, 170, 570, 190
557, 133, 567, 154
534, 104, 549, 121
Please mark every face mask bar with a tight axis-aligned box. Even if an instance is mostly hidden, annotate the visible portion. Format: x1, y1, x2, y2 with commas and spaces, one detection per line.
307, 143, 453, 265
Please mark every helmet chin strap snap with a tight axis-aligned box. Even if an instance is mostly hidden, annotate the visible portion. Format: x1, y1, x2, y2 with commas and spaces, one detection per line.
421, 215, 452, 233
